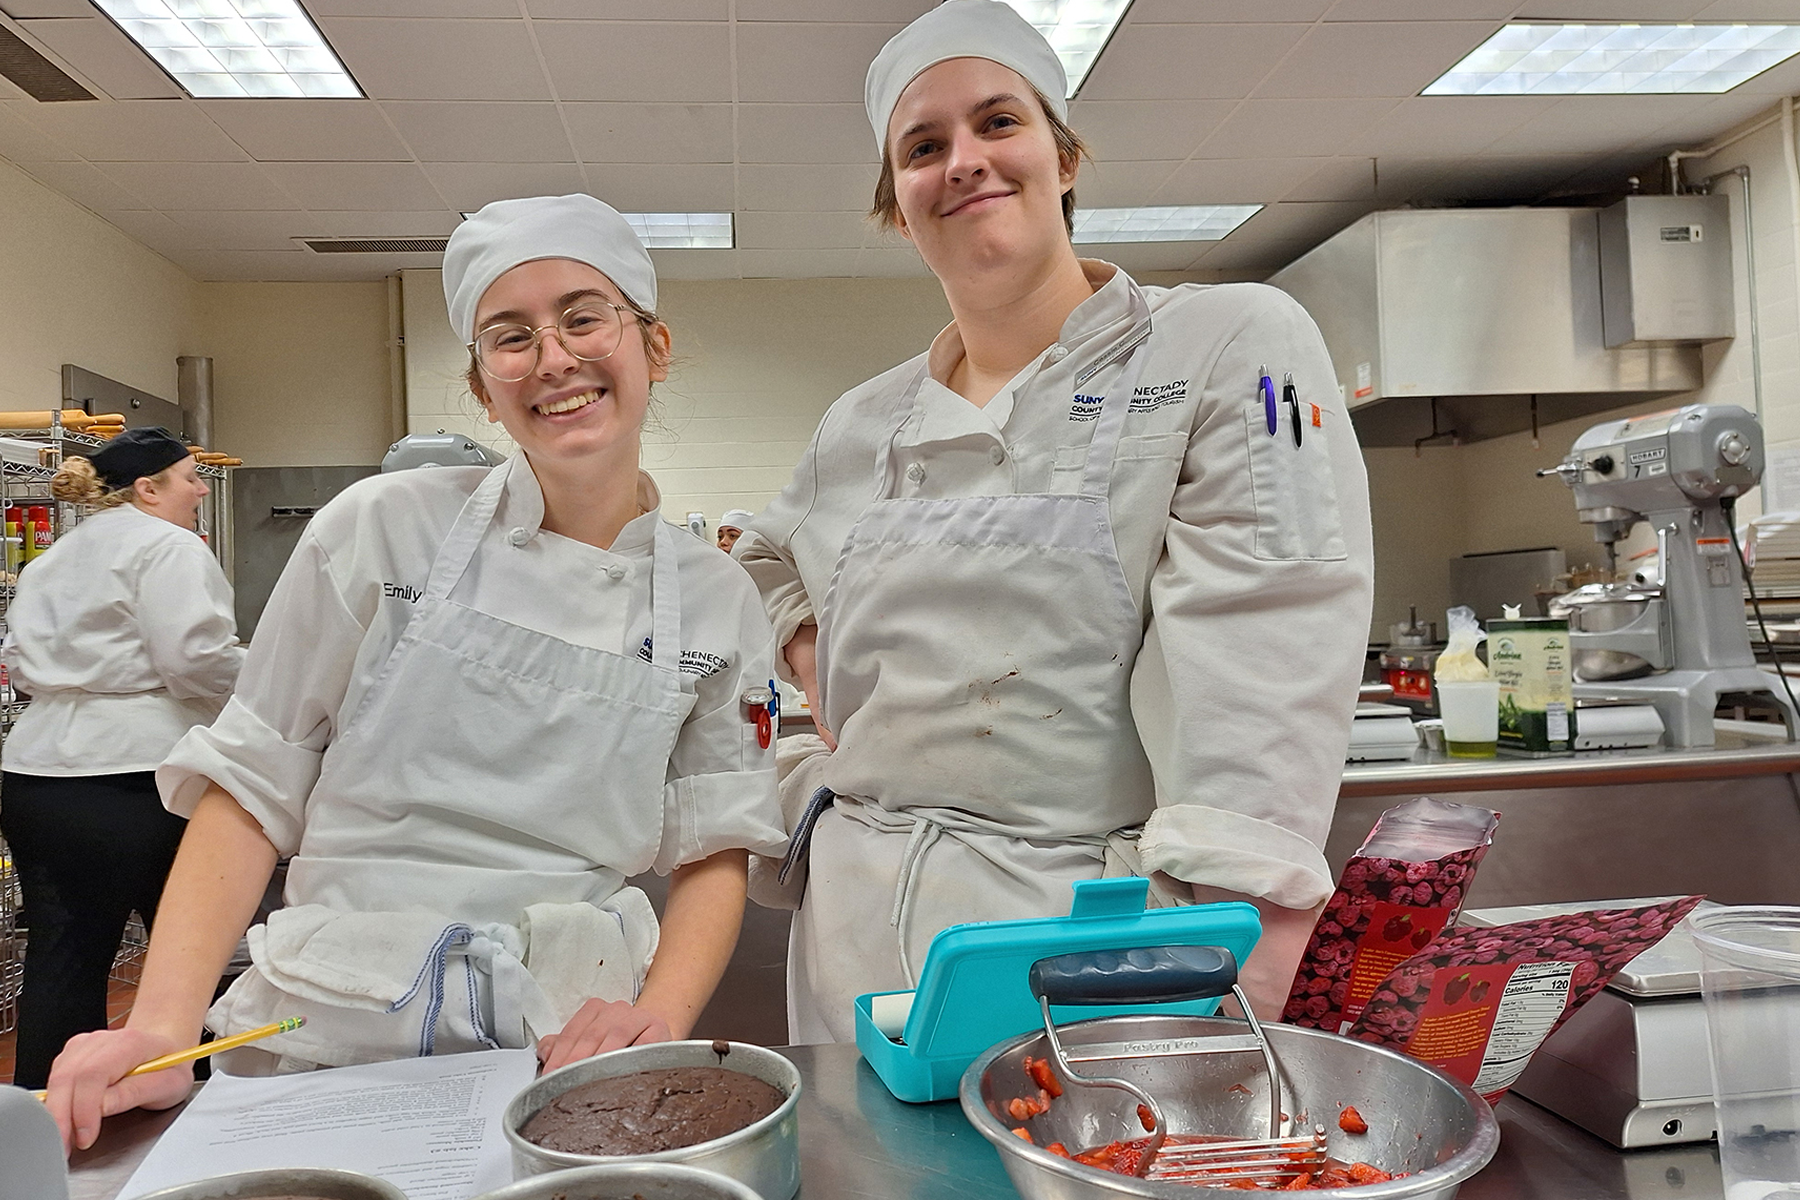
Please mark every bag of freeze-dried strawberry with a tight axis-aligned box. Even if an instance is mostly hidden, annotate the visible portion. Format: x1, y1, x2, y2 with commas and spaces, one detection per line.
1283, 797, 1499, 1033
1343, 895, 1704, 1104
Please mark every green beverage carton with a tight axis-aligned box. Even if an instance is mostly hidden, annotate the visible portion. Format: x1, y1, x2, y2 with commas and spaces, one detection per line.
1490, 616, 1576, 752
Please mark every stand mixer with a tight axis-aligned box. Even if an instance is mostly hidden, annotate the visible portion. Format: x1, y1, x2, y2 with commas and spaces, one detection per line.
1539, 403, 1795, 747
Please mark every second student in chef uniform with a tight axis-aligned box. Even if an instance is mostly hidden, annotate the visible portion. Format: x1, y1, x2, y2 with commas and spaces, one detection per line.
47, 195, 785, 1150
737, 0, 1375, 1043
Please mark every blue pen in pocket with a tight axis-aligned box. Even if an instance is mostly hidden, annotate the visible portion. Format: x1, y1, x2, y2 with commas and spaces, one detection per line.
1259, 364, 1277, 435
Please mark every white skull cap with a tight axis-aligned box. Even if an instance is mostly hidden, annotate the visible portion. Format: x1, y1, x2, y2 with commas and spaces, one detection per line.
864, 0, 1068, 155
719, 508, 756, 530
443, 194, 657, 344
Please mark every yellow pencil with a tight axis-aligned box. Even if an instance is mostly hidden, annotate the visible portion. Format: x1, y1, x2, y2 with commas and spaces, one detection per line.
32, 1016, 304, 1101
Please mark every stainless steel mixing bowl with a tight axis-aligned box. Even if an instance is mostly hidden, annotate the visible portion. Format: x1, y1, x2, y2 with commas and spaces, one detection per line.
962, 1014, 1499, 1200
502, 1040, 800, 1200
132, 1168, 408, 1199
470, 1162, 761, 1200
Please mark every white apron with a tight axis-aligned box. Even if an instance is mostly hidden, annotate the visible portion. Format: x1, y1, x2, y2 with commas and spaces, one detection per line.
790, 331, 1160, 1044
209, 461, 696, 1067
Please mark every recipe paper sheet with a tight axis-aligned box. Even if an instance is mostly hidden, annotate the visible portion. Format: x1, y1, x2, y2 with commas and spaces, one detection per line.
117, 1047, 540, 1200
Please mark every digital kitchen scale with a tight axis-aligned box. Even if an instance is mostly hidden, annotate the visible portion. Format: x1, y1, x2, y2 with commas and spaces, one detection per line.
1462, 898, 1719, 1148
855, 877, 1262, 1103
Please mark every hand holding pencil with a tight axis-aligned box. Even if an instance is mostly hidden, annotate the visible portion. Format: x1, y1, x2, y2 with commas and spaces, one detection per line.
39, 1017, 304, 1154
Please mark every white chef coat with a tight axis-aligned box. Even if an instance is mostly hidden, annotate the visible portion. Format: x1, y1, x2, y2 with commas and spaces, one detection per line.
2, 503, 242, 777
161, 461, 787, 915
738, 260, 1374, 912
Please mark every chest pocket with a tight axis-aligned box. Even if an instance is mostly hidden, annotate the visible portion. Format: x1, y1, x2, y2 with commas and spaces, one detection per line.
1050, 431, 1189, 491
1244, 403, 1347, 562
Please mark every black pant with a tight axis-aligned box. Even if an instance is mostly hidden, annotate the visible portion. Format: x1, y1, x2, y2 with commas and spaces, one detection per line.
1, 771, 187, 1089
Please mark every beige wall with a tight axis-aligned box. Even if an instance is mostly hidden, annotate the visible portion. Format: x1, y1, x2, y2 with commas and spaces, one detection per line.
402, 268, 951, 525
0, 157, 195, 413
196, 282, 395, 467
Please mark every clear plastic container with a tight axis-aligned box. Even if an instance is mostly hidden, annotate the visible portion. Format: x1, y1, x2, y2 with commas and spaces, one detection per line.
1436, 680, 1499, 758
1692, 906, 1800, 1200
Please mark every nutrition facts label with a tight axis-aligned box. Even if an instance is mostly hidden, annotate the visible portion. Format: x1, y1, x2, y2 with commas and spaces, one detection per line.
1472, 961, 1574, 1096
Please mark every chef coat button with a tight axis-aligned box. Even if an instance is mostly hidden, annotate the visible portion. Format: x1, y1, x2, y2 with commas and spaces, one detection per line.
607, 564, 627, 581
1047, 344, 1069, 363
906, 463, 926, 483
508, 526, 529, 547
989, 445, 1006, 465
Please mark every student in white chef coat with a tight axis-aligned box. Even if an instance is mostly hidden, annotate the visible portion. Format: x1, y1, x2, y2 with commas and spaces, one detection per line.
46, 194, 786, 1151
0, 430, 242, 1090
735, 0, 1375, 1044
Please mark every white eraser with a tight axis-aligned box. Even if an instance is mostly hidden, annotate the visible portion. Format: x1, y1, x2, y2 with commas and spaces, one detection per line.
870, 991, 915, 1041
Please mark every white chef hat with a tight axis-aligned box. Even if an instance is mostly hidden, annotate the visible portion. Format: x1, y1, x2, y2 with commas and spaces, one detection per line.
719, 508, 756, 531
864, 0, 1068, 154
443, 194, 657, 345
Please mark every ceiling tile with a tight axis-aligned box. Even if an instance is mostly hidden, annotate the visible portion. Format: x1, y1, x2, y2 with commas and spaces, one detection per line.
306, 209, 463, 236
1195, 98, 1400, 159
1126, 0, 1331, 20
1227, 199, 1377, 244
1074, 159, 1180, 206
20, 99, 247, 161
25, 159, 152, 209
1081, 243, 1203, 275
736, 1, 929, 19
852, 245, 932, 277
735, 247, 867, 278
738, 103, 869, 164
1288, 156, 1378, 200
1345, 95, 1558, 157
738, 210, 873, 250
0, 76, 23, 101
14, 16, 180, 100
0, 0, 98, 15
421, 160, 585, 210
384, 101, 571, 163
1252, 22, 1501, 98
0, 101, 76, 161
1695, 0, 1800, 16
526, 0, 725, 15
261, 160, 443, 210
1154, 156, 1323, 204
736, 22, 900, 104
1485, 95, 1718, 156
1068, 99, 1237, 161
561, 102, 732, 164
1080, 25, 1307, 100
94, 160, 294, 209
200, 100, 411, 162
98, 208, 197, 253
307, 0, 519, 15
1324, 0, 1516, 18
738, 162, 879, 211
536, 21, 730, 103
649, 247, 738, 281
163, 248, 315, 282
1512, 0, 1707, 15
581, 162, 734, 210
319, 18, 550, 101
165, 208, 316, 251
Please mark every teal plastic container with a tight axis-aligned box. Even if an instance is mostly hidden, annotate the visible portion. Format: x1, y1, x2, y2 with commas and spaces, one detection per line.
854, 877, 1262, 1103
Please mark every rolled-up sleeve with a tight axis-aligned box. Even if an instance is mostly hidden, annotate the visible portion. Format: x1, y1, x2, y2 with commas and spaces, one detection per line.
1131, 290, 1374, 911
158, 534, 369, 855
136, 541, 244, 701
655, 566, 787, 874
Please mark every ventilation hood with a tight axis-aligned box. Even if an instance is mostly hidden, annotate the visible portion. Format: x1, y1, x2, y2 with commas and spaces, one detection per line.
1267, 208, 1710, 448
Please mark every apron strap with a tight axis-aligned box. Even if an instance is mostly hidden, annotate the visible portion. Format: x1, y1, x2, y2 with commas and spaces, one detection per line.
648, 520, 684, 677
1077, 335, 1153, 498
423, 458, 514, 602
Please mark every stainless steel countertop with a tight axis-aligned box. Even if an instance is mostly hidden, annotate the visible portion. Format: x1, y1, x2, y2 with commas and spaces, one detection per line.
65, 1042, 1723, 1200
1341, 723, 1800, 797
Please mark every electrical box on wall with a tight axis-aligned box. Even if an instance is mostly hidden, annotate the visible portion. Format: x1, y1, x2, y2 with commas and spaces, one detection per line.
1598, 194, 1736, 348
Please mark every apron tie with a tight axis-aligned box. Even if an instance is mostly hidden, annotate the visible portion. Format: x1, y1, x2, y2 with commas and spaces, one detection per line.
778, 786, 837, 885
890, 816, 944, 985
387, 924, 502, 1056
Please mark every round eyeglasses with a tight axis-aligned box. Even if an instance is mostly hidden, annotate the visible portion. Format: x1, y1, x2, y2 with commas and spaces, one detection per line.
468, 302, 637, 383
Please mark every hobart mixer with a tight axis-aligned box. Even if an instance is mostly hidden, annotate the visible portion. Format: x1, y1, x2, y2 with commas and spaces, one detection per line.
1539, 403, 1796, 747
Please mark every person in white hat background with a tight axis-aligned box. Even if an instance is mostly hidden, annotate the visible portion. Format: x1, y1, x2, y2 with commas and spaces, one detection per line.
44, 194, 785, 1150
716, 509, 756, 554
736, 0, 1374, 1043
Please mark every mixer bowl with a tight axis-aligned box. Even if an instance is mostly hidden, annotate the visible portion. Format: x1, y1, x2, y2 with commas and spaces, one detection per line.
962, 1014, 1498, 1200
1549, 584, 1664, 682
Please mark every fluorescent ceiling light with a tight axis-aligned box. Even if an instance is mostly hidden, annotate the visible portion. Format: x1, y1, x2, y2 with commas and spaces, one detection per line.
459, 210, 735, 250
1072, 205, 1262, 243
92, 0, 359, 98
1424, 23, 1800, 95
1000, 0, 1134, 97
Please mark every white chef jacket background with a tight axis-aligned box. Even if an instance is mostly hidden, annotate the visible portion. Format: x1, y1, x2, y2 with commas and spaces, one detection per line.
738, 260, 1375, 910
161, 462, 786, 895
2, 503, 242, 776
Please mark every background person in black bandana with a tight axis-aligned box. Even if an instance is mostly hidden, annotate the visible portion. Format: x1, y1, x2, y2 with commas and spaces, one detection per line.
0, 427, 242, 1088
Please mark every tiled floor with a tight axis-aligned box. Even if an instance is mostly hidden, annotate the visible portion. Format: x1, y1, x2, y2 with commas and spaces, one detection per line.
0, 976, 136, 1087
